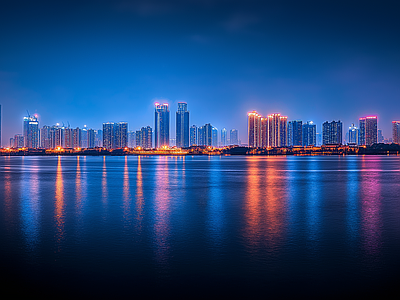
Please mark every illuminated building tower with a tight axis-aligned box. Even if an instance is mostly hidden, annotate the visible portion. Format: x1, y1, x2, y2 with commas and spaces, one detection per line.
267, 114, 287, 147
261, 117, 268, 147
64, 128, 74, 148
54, 126, 64, 148
212, 127, 218, 147
87, 129, 95, 149
248, 111, 262, 147
40, 125, 51, 149
221, 128, 227, 147
155, 103, 170, 148
138, 126, 152, 149
393, 121, 400, 144
359, 116, 378, 146
176, 102, 189, 148
14, 134, 24, 148
103, 122, 115, 149
279, 116, 288, 146
10, 138, 14, 147
288, 120, 303, 146
81, 126, 88, 148
190, 125, 198, 146
95, 130, 103, 147
322, 120, 342, 145
302, 121, 316, 146
348, 123, 359, 145
230, 129, 238, 145
198, 124, 212, 146
73, 127, 81, 148
115, 122, 128, 148
128, 131, 136, 148
23, 115, 39, 148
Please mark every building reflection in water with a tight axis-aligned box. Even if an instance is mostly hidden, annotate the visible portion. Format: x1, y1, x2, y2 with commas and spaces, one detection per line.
346, 157, 360, 245
102, 156, 108, 211
153, 156, 171, 267
123, 156, 132, 227
3, 157, 13, 232
21, 158, 41, 251
75, 156, 82, 214
306, 159, 321, 253
135, 156, 144, 231
360, 158, 382, 257
244, 157, 286, 255
208, 157, 224, 249
55, 156, 65, 251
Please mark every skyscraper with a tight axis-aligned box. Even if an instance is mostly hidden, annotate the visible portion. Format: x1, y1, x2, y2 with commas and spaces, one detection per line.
95, 130, 103, 147
267, 113, 287, 147
81, 126, 88, 148
359, 116, 378, 146
73, 127, 81, 148
128, 131, 136, 148
87, 129, 96, 148
40, 125, 51, 148
377, 129, 383, 143
198, 123, 213, 146
221, 128, 227, 147
302, 121, 316, 146
155, 103, 170, 148
288, 120, 302, 146
348, 123, 359, 145
393, 121, 400, 144
14, 134, 24, 148
136, 126, 152, 149
230, 129, 238, 145
115, 122, 128, 148
248, 111, 262, 147
190, 125, 197, 146
212, 127, 218, 147
176, 102, 189, 148
64, 128, 74, 148
23, 115, 39, 148
103, 122, 115, 149
322, 120, 342, 145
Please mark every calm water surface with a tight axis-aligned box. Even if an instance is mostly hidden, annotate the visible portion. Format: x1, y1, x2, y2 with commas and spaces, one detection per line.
1, 155, 400, 297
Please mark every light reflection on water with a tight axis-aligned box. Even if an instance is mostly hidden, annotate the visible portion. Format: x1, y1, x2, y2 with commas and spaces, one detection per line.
0, 155, 399, 296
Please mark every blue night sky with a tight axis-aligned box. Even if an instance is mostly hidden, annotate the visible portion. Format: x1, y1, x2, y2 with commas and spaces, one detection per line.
1, 0, 400, 144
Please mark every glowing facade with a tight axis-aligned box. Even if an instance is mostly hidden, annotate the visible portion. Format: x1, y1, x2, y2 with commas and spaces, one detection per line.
359, 116, 377, 146
248, 111, 262, 147
176, 102, 189, 148
267, 113, 287, 147
23, 115, 39, 148
393, 121, 400, 144
155, 103, 170, 148
302, 121, 316, 146
322, 120, 342, 145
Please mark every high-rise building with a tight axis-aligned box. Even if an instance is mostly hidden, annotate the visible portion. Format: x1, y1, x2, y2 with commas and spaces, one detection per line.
288, 120, 302, 146
103, 122, 115, 149
128, 131, 136, 148
64, 128, 74, 148
302, 121, 316, 146
95, 130, 103, 147
14, 134, 24, 148
23, 115, 39, 148
377, 129, 384, 143
267, 113, 287, 147
359, 116, 377, 146
212, 127, 218, 147
40, 125, 51, 149
136, 126, 152, 149
87, 129, 95, 148
230, 129, 238, 145
322, 120, 342, 145
155, 103, 169, 148
10, 138, 14, 147
73, 127, 81, 148
248, 111, 262, 147
190, 125, 198, 146
348, 123, 359, 145
81, 126, 88, 148
393, 121, 400, 144
221, 128, 227, 147
115, 122, 128, 148
176, 102, 189, 148
198, 123, 213, 146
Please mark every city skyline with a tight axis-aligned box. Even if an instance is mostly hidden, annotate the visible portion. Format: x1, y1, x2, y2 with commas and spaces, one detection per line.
1, 1, 400, 147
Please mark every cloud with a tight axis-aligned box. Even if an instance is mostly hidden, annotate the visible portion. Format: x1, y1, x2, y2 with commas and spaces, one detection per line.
223, 13, 260, 33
